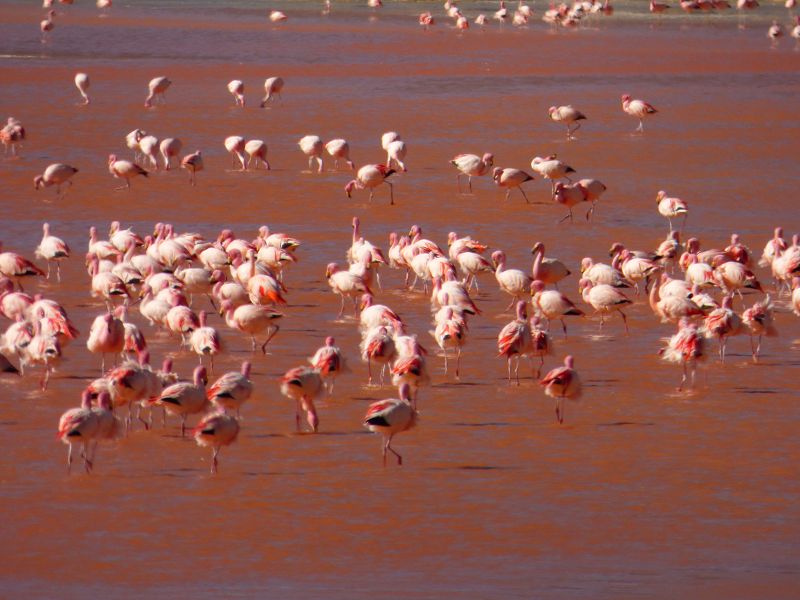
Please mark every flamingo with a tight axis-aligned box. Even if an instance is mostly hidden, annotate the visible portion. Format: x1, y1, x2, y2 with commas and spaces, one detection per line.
1, 118, 25, 157
21, 322, 62, 390
298, 135, 324, 173
220, 301, 282, 353
326, 262, 371, 317
0, 244, 45, 291
492, 167, 534, 202
309, 336, 347, 397
701, 296, 743, 362
144, 76, 171, 107
650, 0, 671, 11
391, 333, 429, 406
57, 391, 120, 474
245, 140, 270, 170
159, 138, 183, 170
325, 139, 355, 170
280, 366, 322, 432
363, 383, 418, 466
108, 154, 148, 190
419, 11, 435, 29
548, 105, 587, 138
193, 412, 240, 474
492, 250, 533, 309
386, 139, 407, 172
450, 153, 494, 193
138, 135, 160, 170
497, 301, 534, 384
270, 10, 288, 22
768, 21, 783, 39
207, 361, 253, 417
34, 223, 70, 281
552, 179, 607, 222
345, 164, 396, 204
157, 365, 210, 436
224, 136, 247, 170
227, 79, 245, 106
660, 319, 706, 391
621, 94, 658, 132
360, 325, 397, 385
86, 312, 124, 372
540, 355, 582, 424
530, 242, 570, 288
656, 190, 688, 233
181, 151, 203, 186
190, 310, 222, 371
260, 76, 284, 106
741, 296, 776, 361
40, 10, 55, 42
74, 72, 90, 104
579, 278, 633, 333
125, 129, 146, 162
531, 155, 576, 193
432, 307, 467, 378
531, 280, 584, 336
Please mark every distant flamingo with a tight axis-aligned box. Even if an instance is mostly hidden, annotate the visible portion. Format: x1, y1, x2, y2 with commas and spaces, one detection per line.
540, 355, 582, 424
530, 280, 584, 336
159, 138, 183, 170
280, 366, 322, 432
181, 150, 204, 186
548, 105, 586, 138
220, 301, 282, 353
245, 140, 270, 170
108, 154, 148, 190
227, 79, 245, 106
298, 135, 324, 172
157, 365, 210, 436
579, 278, 633, 333
660, 318, 706, 390
309, 336, 348, 396
363, 383, 418, 466
492, 250, 533, 309
621, 94, 658, 132
207, 361, 253, 417
144, 76, 171, 107
345, 164, 396, 204
701, 295, 743, 362
224, 136, 247, 170
270, 9, 288, 22
656, 190, 688, 233
86, 312, 124, 372
34, 223, 70, 281
193, 412, 240, 474
325, 138, 355, 170
492, 167, 534, 202
34, 163, 78, 197
0, 243, 45, 290
260, 76, 284, 106
451, 153, 494, 193
74, 72, 90, 104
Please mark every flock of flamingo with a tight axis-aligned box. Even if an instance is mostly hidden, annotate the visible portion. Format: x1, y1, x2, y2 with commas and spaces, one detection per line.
3, 1, 797, 477
35, 0, 800, 41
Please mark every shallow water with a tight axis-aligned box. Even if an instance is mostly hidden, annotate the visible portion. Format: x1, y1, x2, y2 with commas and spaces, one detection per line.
1, 1, 799, 598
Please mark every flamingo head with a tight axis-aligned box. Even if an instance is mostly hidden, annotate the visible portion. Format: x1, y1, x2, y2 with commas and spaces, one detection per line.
325, 262, 339, 278
530, 280, 545, 294
193, 365, 208, 386
325, 336, 335, 347
531, 241, 544, 255
608, 242, 624, 257
492, 167, 503, 181
344, 180, 356, 198
108, 154, 117, 165
490, 250, 505, 266
621, 94, 631, 104
97, 391, 113, 410
482, 153, 494, 165
548, 106, 557, 116
580, 257, 593, 272
359, 293, 374, 310
33, 175, 45, 190
656, 190, 667, 202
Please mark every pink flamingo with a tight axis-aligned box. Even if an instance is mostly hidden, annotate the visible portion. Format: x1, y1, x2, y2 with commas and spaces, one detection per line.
144, 76, 171, 107
280, 366, 322, 432
621, 94, 658, 132
193, 412, 240, 474
157, 365, 210, 436
108, 154, 148, 190
492, 167, 534, 202
34, 163, 79, 197
530, 280, 584, 336
207, 361, 253, 417
227, 79, 245, 106
34, 223, 70, 281
309, 336, 348, 396
660, 318, 706, 390
450, 153, 494, 193
345, 164, 396, 204
540, 355, 582, 424
548, 105, 586, 138
260, 76, 284, 106
364, 383, 418, 466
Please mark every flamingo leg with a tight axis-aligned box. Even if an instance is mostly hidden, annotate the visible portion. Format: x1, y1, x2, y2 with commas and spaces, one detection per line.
386, 434, 402, 465
295, 398, 302, 431
456, 347, 462, 379
507, 357, 512, 384
620, 310, 629, 334
261, 324, 279, 353
337, 294, 345, 318
181, 414, 187, 437
66, 443, 73, 473
386, 181, 394, 205
560, 318, 568, 337
211, 447, 220, 474
518, 187, 530, 204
